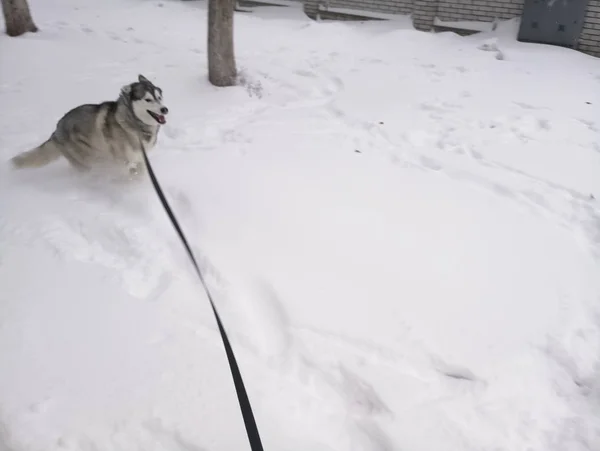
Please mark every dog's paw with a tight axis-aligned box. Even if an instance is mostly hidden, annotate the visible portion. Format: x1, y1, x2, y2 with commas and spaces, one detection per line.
128, 161, 146, 177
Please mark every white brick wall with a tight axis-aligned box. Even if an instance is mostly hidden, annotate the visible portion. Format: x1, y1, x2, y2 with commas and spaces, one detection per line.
303, 0, 600, 57
435, 0, 523, 22
580, 0, 600, 56
326, 0, 412, 15
413, 0, 437, 30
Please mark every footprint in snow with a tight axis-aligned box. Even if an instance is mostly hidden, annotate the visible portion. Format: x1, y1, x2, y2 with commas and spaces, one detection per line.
145, 419, 207, 451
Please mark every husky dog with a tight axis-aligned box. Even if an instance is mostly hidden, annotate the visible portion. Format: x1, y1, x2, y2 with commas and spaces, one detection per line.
10, 74, 168, 175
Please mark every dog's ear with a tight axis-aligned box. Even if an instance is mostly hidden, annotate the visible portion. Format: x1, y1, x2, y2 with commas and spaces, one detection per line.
138, 74, 150, 84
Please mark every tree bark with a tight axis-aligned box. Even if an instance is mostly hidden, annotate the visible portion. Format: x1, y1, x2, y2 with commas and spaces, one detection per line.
207, 0, 237, 87
1, 0, 38, 37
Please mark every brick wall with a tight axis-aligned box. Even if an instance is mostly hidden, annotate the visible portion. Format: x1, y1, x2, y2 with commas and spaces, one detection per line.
435, 0, 523, 23
303, 0, 600, 57
579, 0, 600, 56
326, 0, 413, 15
413, 0, 437, 30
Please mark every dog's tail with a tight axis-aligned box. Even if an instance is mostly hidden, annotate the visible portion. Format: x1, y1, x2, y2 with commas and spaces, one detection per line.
11, 139, 62, 169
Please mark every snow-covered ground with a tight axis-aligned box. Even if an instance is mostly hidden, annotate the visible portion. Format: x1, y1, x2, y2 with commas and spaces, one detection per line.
1, 0, 600, 450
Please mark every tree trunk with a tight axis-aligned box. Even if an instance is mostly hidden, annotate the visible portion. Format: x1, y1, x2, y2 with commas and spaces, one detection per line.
207, 0, 237, 87
1, 0, 38, 37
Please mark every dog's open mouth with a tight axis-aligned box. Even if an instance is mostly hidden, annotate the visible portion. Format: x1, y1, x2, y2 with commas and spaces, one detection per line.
148, 110, 166, 125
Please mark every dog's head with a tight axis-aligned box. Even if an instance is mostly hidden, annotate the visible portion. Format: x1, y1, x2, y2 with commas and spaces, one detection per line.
121, 74, 169, 126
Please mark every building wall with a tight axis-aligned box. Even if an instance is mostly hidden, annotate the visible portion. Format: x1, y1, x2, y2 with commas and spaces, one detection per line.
412, 0, 437, 30
580, 0, 600, 56
304, 0, 600, 57
435, 0, 523, 23
326, 0, 413, 15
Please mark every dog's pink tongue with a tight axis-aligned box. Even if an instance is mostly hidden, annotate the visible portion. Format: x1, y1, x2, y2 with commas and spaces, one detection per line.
158, 115, 166, 124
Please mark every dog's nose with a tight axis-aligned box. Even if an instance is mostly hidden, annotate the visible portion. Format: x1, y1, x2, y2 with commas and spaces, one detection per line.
160, 107, 169, 114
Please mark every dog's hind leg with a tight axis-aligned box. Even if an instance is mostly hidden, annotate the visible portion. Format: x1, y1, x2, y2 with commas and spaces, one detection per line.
60, 145, 90, 171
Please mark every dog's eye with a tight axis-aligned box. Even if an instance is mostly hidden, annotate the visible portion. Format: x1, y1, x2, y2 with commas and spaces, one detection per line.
145, 99, 152, 103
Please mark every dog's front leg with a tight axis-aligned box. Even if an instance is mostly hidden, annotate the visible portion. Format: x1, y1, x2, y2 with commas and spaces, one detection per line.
123, 145, 145, 177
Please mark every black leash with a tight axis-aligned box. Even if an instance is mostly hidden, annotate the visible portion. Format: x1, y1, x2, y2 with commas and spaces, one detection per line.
140, 145, 264, 451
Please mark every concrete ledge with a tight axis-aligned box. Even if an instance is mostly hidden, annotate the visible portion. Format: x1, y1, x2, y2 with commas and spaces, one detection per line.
318, 5, 409, 21
433, 17, 495, 35
238, 0, 300, 7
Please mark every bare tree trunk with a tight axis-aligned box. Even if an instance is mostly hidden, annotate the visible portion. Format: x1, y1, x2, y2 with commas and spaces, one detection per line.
1, 0, 38, 37
207, 0, 237, 87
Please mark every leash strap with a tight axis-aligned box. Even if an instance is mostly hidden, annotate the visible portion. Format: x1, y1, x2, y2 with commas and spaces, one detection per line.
140, 146, 264, 451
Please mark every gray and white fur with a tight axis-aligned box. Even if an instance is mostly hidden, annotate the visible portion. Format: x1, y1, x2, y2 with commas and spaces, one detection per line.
10, 74, 168, 175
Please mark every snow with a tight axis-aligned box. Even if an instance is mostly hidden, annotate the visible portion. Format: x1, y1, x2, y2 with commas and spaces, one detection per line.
1, 0, 600, 450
